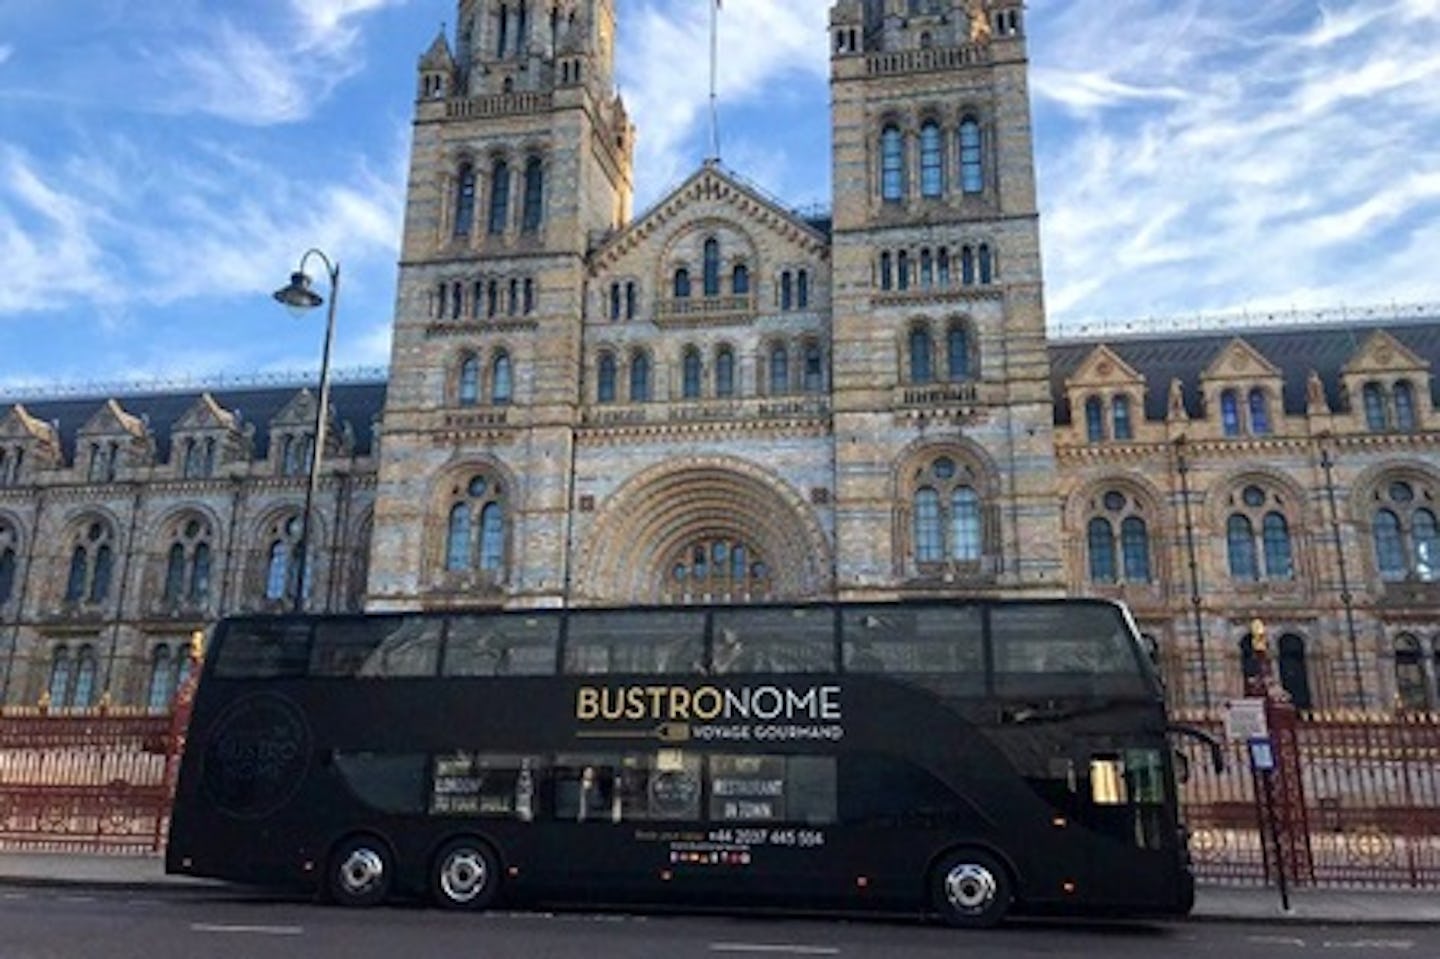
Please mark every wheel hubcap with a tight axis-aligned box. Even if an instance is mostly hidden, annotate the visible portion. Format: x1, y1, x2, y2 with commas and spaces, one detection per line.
339, 848, 385, 896
944, 863, 997, 914
440, 850, 489, 903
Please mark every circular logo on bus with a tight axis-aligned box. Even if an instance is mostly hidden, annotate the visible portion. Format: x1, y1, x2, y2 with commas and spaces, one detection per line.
200, 693, 312, 819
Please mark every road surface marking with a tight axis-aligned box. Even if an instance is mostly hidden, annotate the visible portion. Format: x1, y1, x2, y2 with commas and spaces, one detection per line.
190, 923, 304, 936
1322, 942, 1413, 951
58, 895, 96, 903
710, 945, 840, 956
1248, 936, 1307, 948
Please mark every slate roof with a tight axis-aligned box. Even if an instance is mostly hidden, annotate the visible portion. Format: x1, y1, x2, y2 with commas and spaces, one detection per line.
1048, 313, 1440, 425
0, 382, 389, 464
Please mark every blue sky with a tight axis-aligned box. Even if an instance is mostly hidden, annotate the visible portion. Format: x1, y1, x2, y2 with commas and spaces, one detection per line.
1, 0, 1439, 392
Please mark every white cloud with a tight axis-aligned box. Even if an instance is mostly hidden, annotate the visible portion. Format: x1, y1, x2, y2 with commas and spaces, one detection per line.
0, 145, 113, 313
0, 44, 13, 66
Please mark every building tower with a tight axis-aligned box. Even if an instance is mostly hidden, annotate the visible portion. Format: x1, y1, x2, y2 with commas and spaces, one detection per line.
370, 0, 634, 610
828, 0, 1063, 597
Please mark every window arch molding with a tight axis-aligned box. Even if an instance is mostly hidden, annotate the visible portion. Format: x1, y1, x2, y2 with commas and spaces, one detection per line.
1352, 464, 1440, 584
249, 504, 328, 609
148, 506, 222, 609
57, 511, 121, 607
452, 348, 483, 407
1066, 476, 1166, 589
428, 458, 521, 589
944, 316, 978, 381
0, 512, 24, 610
1208, 471, 1308, 585
892, 438, 1002, 578
657, 222, 759, 303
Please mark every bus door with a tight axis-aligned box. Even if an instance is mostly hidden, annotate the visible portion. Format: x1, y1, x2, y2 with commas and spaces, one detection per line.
1076, 744, 1179, 906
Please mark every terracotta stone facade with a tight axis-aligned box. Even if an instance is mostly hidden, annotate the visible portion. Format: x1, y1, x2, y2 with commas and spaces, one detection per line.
1, 2, 1437, 714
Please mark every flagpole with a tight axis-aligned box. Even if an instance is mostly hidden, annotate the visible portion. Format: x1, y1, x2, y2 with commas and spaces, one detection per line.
709, 0, 721, 162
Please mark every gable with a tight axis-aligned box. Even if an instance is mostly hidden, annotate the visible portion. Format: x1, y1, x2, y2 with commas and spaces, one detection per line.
1201, 338, 1282, 382
1064, 344, 1144, 390
173, 392, 240, 433
1342, 330, 1429, 376
591, 164, 829, 277
270, 389, 320, 428
77, 398, 147, 439
0, 404, 58, 444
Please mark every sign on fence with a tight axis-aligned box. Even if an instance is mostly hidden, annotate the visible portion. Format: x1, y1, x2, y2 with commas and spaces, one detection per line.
1222, 698, 1268, 742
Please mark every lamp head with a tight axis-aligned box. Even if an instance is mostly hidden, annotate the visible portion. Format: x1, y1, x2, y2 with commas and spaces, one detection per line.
273, 271, 324, 315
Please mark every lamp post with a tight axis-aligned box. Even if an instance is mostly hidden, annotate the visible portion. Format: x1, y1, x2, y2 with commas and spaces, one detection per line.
272, 250, 340, 613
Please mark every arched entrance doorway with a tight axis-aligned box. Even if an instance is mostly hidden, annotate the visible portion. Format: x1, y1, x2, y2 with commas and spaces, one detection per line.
573, 459, 832, 605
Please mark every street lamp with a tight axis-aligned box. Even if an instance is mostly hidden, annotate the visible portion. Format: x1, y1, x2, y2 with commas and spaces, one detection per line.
272, 249, 340, 613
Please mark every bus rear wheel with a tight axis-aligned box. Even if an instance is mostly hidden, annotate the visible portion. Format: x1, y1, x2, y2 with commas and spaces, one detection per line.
932, 850, 1011, 929
432, 839, 501, 911
328, 835, 393, 908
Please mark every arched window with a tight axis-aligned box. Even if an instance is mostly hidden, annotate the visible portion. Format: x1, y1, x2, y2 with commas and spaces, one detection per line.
0, 545, 15, 607
959, 117, 983, 194
1363, 382, 1388, 431
920, 121, 943, 198
897, 250, 910, 290
1227, 515, 1258, 581
1112, 395, 1133, 441
451, 280, 464, 320
1278, 634, 1313, 710
961, 246, 975, 286
630, 351, 651, 402
951, 487, 982, 562
72, 646, 97, 708
1395, 635, 1428, 711
625, 281, 636, 319
682, 348, 702, 399
1221, 390, 1241, 437
978, 244, 993, 284
797, 270, 810, 309
909, 327, 934, 383
487, 280, 499, 317
1249, 388, 1271, 435
780, 271, 793, 311
148, 645, 176, 711
480, 503, 506, 571
1395, 381, 1418, 432
947, 325, 969, 381
937, 247, 951, 287
1375, 508, 1407, 580
446, 503, 471, 571
163, 544, 185, 603
703, 238, 721, 297
1262, 512, 1294, 579
497, 3, 509, 55
803, 343, 824, 393
191, 543, 212, 603
715, 346, 735, 398
48, 646, 72, 707
488, 158, 510, 235
522, 156, 544, 232
880, 252, 893, 291
1373, 481, 1440, 581
1085, 396, 1105, 443
1122, 516, 1152, 582
459, 354, 480, 406
919, 249, 933, 288
65, 547, 87, 602
769, 345, 789, 395
89, 544, 112, 603
732, 264, 750, 296
673, 268, 691, 299
880, 125, 904, 201
454, 163, 476, 238
914, 488, 942, 563
491, 352, 513, 404
1239, 634, 1262, 685
912, 456, 985, 567
597, 352, 617, 403
609, 282, 622, 321
1088, 517, 1117, 583
444, 475, 508, 578
265, 540, 292, 600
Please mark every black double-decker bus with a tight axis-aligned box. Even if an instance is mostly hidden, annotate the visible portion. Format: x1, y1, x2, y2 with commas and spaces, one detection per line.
167, 600, 1195, 927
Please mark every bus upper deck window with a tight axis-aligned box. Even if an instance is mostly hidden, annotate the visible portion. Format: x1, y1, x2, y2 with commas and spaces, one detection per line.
214, 621, 311, 679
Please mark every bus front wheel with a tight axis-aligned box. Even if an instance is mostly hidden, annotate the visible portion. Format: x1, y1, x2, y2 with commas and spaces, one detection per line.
432, 838, 501, 911
931, 849, 1011, 929
328, 835, 393, 908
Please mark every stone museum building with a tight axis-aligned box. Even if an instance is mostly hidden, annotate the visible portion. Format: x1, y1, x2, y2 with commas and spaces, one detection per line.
1, 0, 1438, 715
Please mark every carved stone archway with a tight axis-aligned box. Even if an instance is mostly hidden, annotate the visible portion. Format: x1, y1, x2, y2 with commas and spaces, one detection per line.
574, 458, 832, 605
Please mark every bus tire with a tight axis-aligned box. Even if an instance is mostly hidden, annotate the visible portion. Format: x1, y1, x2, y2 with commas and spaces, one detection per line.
931, 849, 1011, 929
327, 835, 393, 908
431, 838, 501, 911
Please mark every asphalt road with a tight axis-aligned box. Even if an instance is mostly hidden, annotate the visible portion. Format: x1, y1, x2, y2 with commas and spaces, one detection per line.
0, 883, 1433, 959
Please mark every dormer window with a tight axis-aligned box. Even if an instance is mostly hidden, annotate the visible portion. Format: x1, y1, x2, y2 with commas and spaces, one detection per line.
1248, 388, 1271, 435
1085, 396, 1105, 443
1112, 395, 1133, 441
703, 238, 721, 297
1220, 390, 1242, 437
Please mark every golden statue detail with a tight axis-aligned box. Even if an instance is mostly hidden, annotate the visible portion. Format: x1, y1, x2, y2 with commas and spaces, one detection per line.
967, 0, 993, 43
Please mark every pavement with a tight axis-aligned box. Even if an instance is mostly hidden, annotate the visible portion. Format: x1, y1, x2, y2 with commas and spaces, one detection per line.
0, 854, 1437, 925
